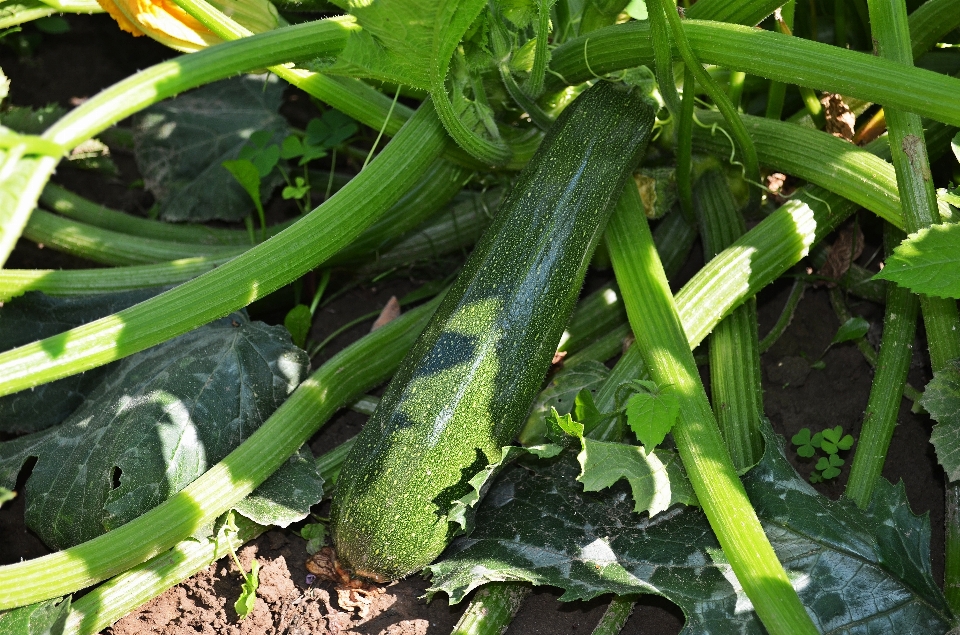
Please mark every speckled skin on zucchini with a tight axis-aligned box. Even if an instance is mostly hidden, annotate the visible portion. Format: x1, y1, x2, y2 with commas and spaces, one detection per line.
330, 82, 656, 582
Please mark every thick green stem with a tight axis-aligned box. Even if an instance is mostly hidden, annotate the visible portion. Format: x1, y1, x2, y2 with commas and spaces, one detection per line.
22, 210, 245, 265
649, 0, 681, 115
0, 100, 449, 398
63, 513, 266, 635
590, 596, 637, 635
0, 18, 357, 269
449, 583, 530, 635
653, 0, 761, 211
546, 20, 960, 129
0, 294, 443, 609
696, 170, 764, 470
61, 437, 358, 634
606, 183, 818, 635
676, 67, 696, 223
844, 225, 920, 509
867, 0, 960, 613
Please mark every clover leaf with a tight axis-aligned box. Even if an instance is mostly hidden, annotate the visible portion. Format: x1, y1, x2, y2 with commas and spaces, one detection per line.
791, 427, 822, 458
815, 453, 844, 480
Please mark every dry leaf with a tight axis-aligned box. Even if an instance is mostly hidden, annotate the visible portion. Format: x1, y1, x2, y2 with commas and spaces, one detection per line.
820, 93, 856, 141
817, 224, 864, 285
371, 296, 401, 331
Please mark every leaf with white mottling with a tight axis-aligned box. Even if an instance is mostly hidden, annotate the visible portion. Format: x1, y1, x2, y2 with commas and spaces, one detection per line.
133, 75, 288, 222
0, 288, 163, 434
0, 313, 309, 549
233, 447, 324, 528
427, 424, 951, 634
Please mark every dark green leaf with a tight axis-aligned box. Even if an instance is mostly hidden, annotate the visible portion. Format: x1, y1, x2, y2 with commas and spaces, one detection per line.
428, 425, 952, 633
233, 447, 324, 527
222, 159, 263, 208
874, 223, 960, 299
577, 438, 696, 516
0, 104, 67, 135
0, 314, 309, 549
0, 289, 163, 434
237, 131, 281, 178
832, 317, 870, 345
922, 358, 960, 482
133, 75, 289, 222
283, 303, 313, 348
791, 428, 811, 446
625, 382, 679, 450
447, 446, 530, 535
305, 110, 358, 149
573, 389, 605, 432
0, 596, 70, 635
280, 135, 304, 159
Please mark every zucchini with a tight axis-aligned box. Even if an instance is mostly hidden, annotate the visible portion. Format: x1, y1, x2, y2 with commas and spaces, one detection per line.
330, 82, 656, 582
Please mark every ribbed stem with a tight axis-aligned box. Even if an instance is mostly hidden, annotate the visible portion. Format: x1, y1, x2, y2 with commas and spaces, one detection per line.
590, 596, 637, 635
449, 583, 530, 635
606, 183, 818, 635
866, 0, 960, 612
844, 225, 920, 509
0, 101, 449, 397
695, 170, 764, 470
653, 0, 761, 211
0, 18, 358, 269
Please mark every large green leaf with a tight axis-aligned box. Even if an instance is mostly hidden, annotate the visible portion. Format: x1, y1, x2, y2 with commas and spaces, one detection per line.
923, 358, 960, 483
874, 223, 960, 299
427, 425, 952, 633
0, 313, 309, 549
326, 0, 488, 92
0, 597, 69, 635
133, 75, 289, 222
0, 289, 164, 434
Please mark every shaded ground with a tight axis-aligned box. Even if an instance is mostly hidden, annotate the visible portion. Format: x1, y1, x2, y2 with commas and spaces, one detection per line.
0, 14, 947, 635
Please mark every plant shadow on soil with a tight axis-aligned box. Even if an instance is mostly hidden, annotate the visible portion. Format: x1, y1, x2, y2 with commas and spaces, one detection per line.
0, 14, 947, 635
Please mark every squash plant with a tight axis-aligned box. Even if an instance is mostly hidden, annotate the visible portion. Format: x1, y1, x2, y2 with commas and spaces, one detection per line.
0, 0, 958, 633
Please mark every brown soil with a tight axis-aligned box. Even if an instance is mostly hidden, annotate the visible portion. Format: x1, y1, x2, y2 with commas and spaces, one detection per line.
0, 14, 948, 635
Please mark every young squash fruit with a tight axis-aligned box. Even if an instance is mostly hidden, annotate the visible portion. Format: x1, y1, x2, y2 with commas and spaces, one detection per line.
330, 81, 657, 582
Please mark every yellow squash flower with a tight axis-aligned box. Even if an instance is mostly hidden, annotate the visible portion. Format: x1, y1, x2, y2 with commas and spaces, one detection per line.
97, 0, 279, 52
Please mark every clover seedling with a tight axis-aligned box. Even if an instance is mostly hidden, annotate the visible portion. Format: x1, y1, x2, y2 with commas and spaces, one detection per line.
792, 425, 855, 482
820, 425, 854, 454
791, 428, 822, 458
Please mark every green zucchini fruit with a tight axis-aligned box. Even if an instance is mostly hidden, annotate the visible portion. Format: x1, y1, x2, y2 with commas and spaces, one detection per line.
330, 82, 656, 582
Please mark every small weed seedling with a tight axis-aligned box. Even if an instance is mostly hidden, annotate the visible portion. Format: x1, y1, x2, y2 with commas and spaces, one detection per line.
220, 512, 260, 620
791, 425, 855, 483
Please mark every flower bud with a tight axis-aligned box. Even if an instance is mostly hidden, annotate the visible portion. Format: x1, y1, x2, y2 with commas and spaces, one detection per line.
97, 0, 279, 52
